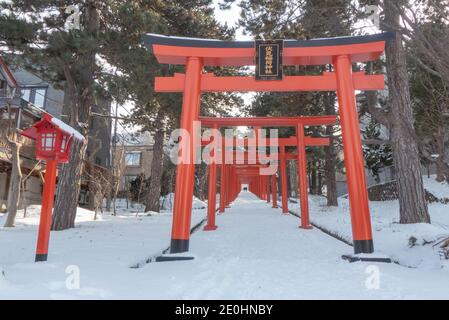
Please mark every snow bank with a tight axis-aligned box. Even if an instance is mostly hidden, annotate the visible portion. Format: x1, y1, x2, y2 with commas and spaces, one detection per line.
0, 268, 6, 288
4, 204, 102, 224
103, 198, 146, 215
288, 176, 449, 269
0, 200, 207, 299
160, 193, 207, 211
423, 175, 449, 200
1, 191, 449, 298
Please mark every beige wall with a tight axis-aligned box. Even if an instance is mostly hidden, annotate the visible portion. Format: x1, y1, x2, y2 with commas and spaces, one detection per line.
115, 145, 154, 191
0, 168, 43, 211
21, 175, 42, 207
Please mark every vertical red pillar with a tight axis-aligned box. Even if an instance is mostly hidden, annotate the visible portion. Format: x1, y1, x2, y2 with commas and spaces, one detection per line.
35, 159, 58, 262
255, 178, 258, 197
262, 175, 267, 201
297, 123, 312, 229
170, 57, 203, 253
204, 124, 218, 231
334, 54, 373, 254
234, 173, 238, 200
228, 166, 233, 204
271, 174, 278, 208
280, 146, 289, 213
219, 144, 226, 213
225, 164, 231, 208
266, 175, 271, 203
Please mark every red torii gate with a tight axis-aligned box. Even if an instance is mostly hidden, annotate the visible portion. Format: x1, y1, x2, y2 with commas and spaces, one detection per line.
200, 116, 336, 230
144, 32, 391, 258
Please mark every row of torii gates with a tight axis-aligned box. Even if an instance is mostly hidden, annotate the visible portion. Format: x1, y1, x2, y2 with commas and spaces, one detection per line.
144, 32, 393, 260
199, 116, 336, 232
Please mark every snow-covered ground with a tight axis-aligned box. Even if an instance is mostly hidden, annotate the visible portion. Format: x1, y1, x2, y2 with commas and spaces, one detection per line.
1, 190, 449, 299
288, 175, 449, 269
422, 175, 449, 201
0, 203, 206, 299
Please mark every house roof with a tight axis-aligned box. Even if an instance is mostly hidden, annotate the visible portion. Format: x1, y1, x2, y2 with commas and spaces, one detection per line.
119, 131, 154, 146
0, 57, 18, 87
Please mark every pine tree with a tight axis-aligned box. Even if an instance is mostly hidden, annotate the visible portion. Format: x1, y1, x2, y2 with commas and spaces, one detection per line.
362, 117, 393, 183
0, 0, 102, 229
0, 0, 238, 226
409, 28, 449, 182
381, 0, 430, 223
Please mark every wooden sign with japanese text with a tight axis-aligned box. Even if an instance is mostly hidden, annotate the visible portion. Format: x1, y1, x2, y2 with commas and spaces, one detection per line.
255, 40, 283, 80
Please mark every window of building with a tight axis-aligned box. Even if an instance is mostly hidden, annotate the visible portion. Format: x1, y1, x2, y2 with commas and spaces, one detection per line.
125, 151, 141, 167
20, 86, 47, 108
34, 88, 46, 107
21, 88, 30, 101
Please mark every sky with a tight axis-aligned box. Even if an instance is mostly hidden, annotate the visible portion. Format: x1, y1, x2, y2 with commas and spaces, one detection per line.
212, 0, 255, 117
212, 0, 250, 41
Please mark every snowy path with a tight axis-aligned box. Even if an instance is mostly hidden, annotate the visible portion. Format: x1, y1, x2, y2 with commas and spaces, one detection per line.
1, 192, 449, 299
151, 192, 449, 299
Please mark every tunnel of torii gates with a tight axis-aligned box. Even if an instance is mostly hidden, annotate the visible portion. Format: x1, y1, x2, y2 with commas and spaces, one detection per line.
144, 32, 393, 259
199, 116, 336, 232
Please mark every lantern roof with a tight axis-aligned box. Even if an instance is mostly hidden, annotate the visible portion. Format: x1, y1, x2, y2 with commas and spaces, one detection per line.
21, 112, 85, 142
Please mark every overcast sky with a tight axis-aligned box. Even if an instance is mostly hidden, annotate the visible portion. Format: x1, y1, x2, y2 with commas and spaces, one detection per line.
213, 0, 251, 41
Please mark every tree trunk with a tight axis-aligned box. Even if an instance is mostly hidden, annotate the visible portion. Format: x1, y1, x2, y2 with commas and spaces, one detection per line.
51, 139, 86, 230
144, 125, 165, 212
384, 0, 430, 224
51, 1, 99, 229
288, 160, 298, 198
201, 165, 209, 200
310, 164, 317, 194
317, 170, 323, 195
105, 192, 112, 211
324, 91, 338, 206
286, 162, 291, 197
435, 157, 449, 183
4, 141, 22, 227
111, 147, 125, 216
435, 127, 449, 182
87, 178, 97, 211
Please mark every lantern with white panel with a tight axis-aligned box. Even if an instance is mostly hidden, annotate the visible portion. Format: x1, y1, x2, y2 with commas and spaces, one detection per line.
22, 113, 85, 262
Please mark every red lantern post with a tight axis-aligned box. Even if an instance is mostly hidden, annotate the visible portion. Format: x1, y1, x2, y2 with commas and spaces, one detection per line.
21, 113, 85, 262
